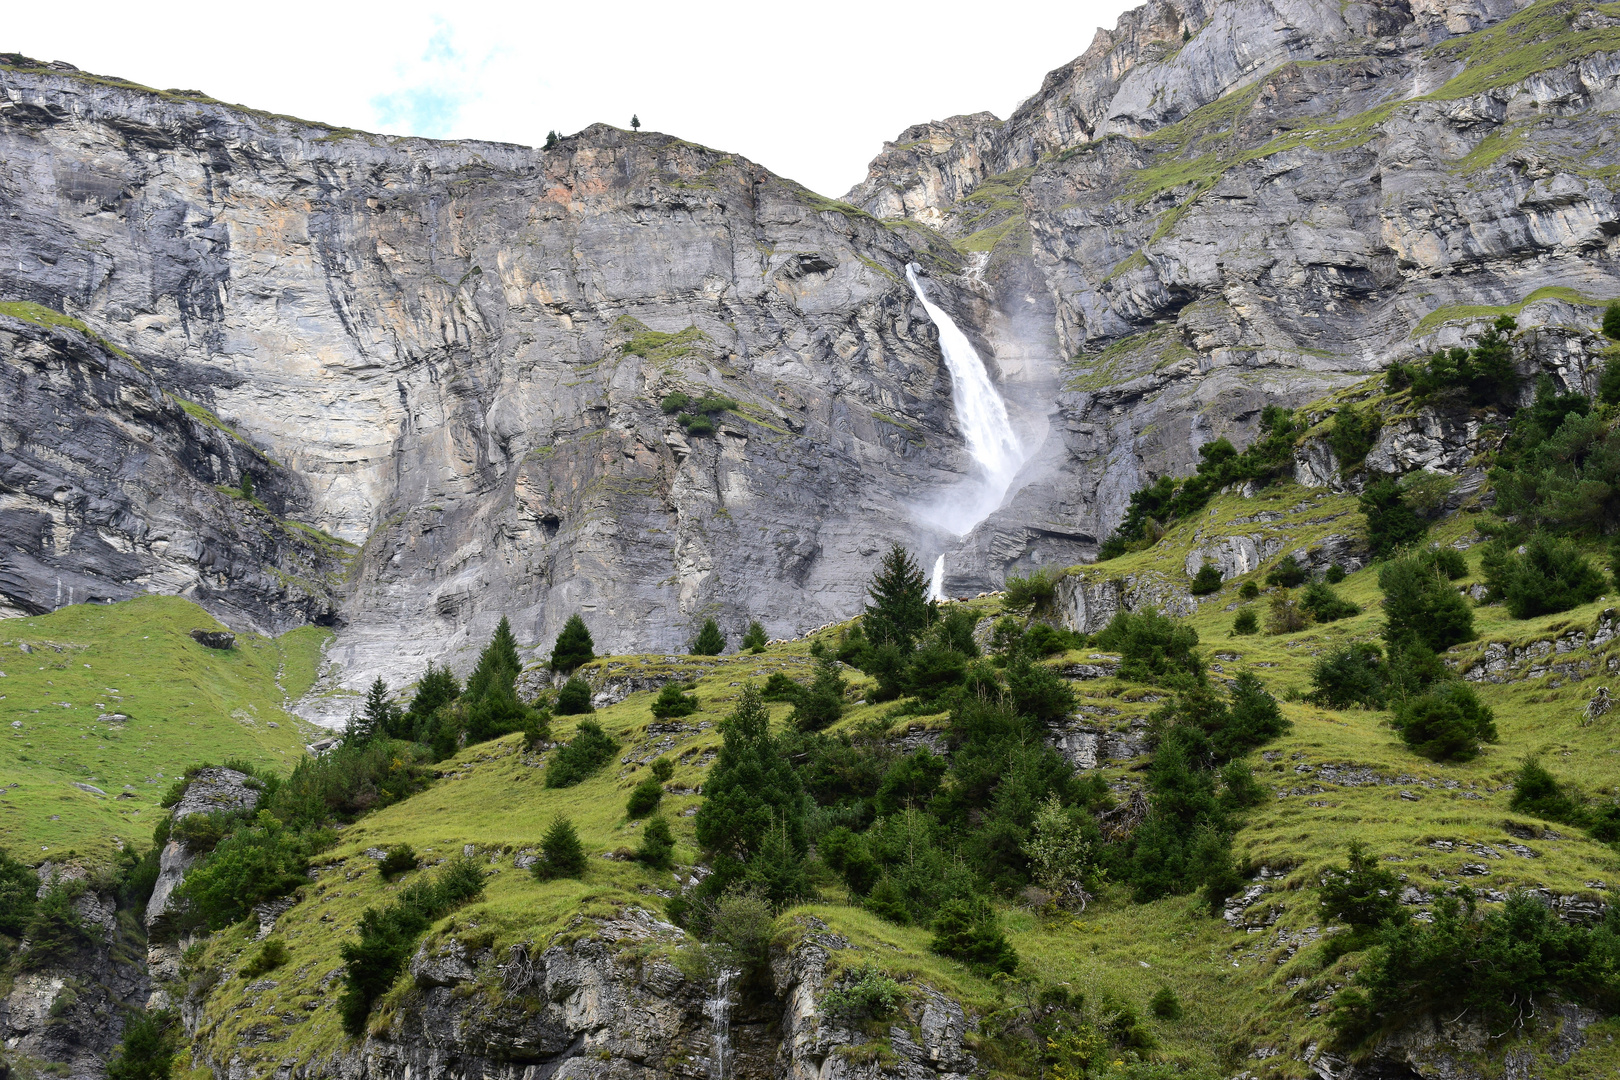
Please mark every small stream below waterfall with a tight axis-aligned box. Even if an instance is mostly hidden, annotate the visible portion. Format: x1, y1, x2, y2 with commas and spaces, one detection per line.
705, 968, 737, 1080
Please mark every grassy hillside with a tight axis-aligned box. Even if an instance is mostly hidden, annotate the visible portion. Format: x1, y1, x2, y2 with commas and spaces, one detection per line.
0, 596, 327, 861
174, 487, 1620, 1077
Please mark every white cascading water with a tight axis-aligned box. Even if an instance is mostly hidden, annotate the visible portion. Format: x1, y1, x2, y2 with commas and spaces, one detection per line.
705, 968, 736, 1080
927, 554, 946, 602
905, 263, 1026, 535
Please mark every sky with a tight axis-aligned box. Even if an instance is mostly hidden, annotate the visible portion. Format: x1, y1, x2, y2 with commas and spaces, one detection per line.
5, 0, 1130, 198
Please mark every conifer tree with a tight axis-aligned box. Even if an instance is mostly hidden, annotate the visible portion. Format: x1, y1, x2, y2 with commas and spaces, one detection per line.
533, 815, 588, 880
460, 617, 530, 743
550, 614, 595, 673
694, 685, 808, 903
240, 472, 254, 501
650, 681, 699, 719
691, 618, 725, 656
741, 621, 768, 654
863, 543, 931, 652
544, 130, 559, 150
638, 814, 675, 870
791, 654, 845, 732
349, 678, 399, 745
630, 114, 641, 132
405, 663, 460, 736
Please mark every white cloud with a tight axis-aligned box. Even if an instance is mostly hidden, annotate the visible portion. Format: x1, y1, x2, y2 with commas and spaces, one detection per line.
6, 0, 1130, 196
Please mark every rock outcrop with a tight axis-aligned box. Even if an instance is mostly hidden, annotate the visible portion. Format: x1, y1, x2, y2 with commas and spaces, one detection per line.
183, 908, 976, 1080
0, 863, 149, 1080
849, 0, 1620, 581
145, 767, 261, 930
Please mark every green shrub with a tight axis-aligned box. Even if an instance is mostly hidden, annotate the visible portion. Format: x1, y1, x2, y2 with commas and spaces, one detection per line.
1299, 580, 1360, 623
791, 655, 846, 732
1418, 547, 1468, 580
1264, 555, 1307, 588
690, 618, 726, 656
1481, 533, 1607, 619
760, 671, 804, 703
1379, 557, 1474, 654
1022, 621, 1082, 657
1360, 477, 1428, 559
1003, 568, 1058, 613
822, 967, 907, 1022
377, 844, 417, 880
550, 614, 595, 673
660, 391, 692, 414
1599, 351, 1620, 406
21, 879, 90, 968
241, 938, 290, 977
1231, 608, 1258, 635
638, 815, 676, 870
1509, 758, 1587, 827
1189, 564, 1223, 595
1328, 405, 1382, 470
650, 682, 699, 719
173, 812, 315, 931
545, 720, 619, 787
705, 888, 776, 983
651, 756, 675, 782
0, 847, 39, 936
1331, 890, 1620, 1048
1403, 317, 1520, 407
1492, 406, 1620, 537
1265, 590, 1308, 635
1310, 644, 1386, 708
1148, 985, 1183, 1021
338, 858, 485, 1036
1238, 581, 1260, 600
533, 815, 589, 881
554, 676, 594, 716
683, 414, 715, 437
930, 897, 1018, 975
106, 1009, 177, 1080
1317, 840, 1404, 958
1094, 610, 1203, 685
170, 809, 243, 853
626, 776, 664, 818
741, 621, 768, 653
1325, 563, 1347, 583
1392, 681, 1498, 762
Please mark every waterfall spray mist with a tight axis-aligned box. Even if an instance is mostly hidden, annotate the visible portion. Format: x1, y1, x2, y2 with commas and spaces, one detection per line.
906, 263, 1027, 535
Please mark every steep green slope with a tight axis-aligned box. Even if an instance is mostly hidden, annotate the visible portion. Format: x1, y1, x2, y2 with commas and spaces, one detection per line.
0, 596, 327, 861
175, 494, 1620, 1077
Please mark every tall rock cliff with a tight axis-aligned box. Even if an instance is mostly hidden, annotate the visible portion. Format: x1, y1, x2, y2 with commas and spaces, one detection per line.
5, 0, 1620, 700
848, 0, 1620, 567
0, 64, 1027, 700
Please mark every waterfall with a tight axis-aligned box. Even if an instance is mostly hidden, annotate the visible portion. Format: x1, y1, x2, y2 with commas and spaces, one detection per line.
705, 968, 736, 1080
927, 554, 946, 602
905, 263, 1026, 535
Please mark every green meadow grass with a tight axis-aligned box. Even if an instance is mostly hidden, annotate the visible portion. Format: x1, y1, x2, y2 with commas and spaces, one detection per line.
0, 596, 327, 861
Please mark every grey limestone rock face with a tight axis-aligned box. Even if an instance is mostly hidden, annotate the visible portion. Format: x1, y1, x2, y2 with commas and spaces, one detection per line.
0, 863, 150, 1080
0, 65, 1029, 705
0, 316, 343, 629
848, 0, 1620, 578
146, 767, 261, 929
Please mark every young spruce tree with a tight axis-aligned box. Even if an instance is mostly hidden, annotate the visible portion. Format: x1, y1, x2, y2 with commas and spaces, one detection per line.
863, 543, 931, 652
691, 618, 726, 656
550, 614, 595, 673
